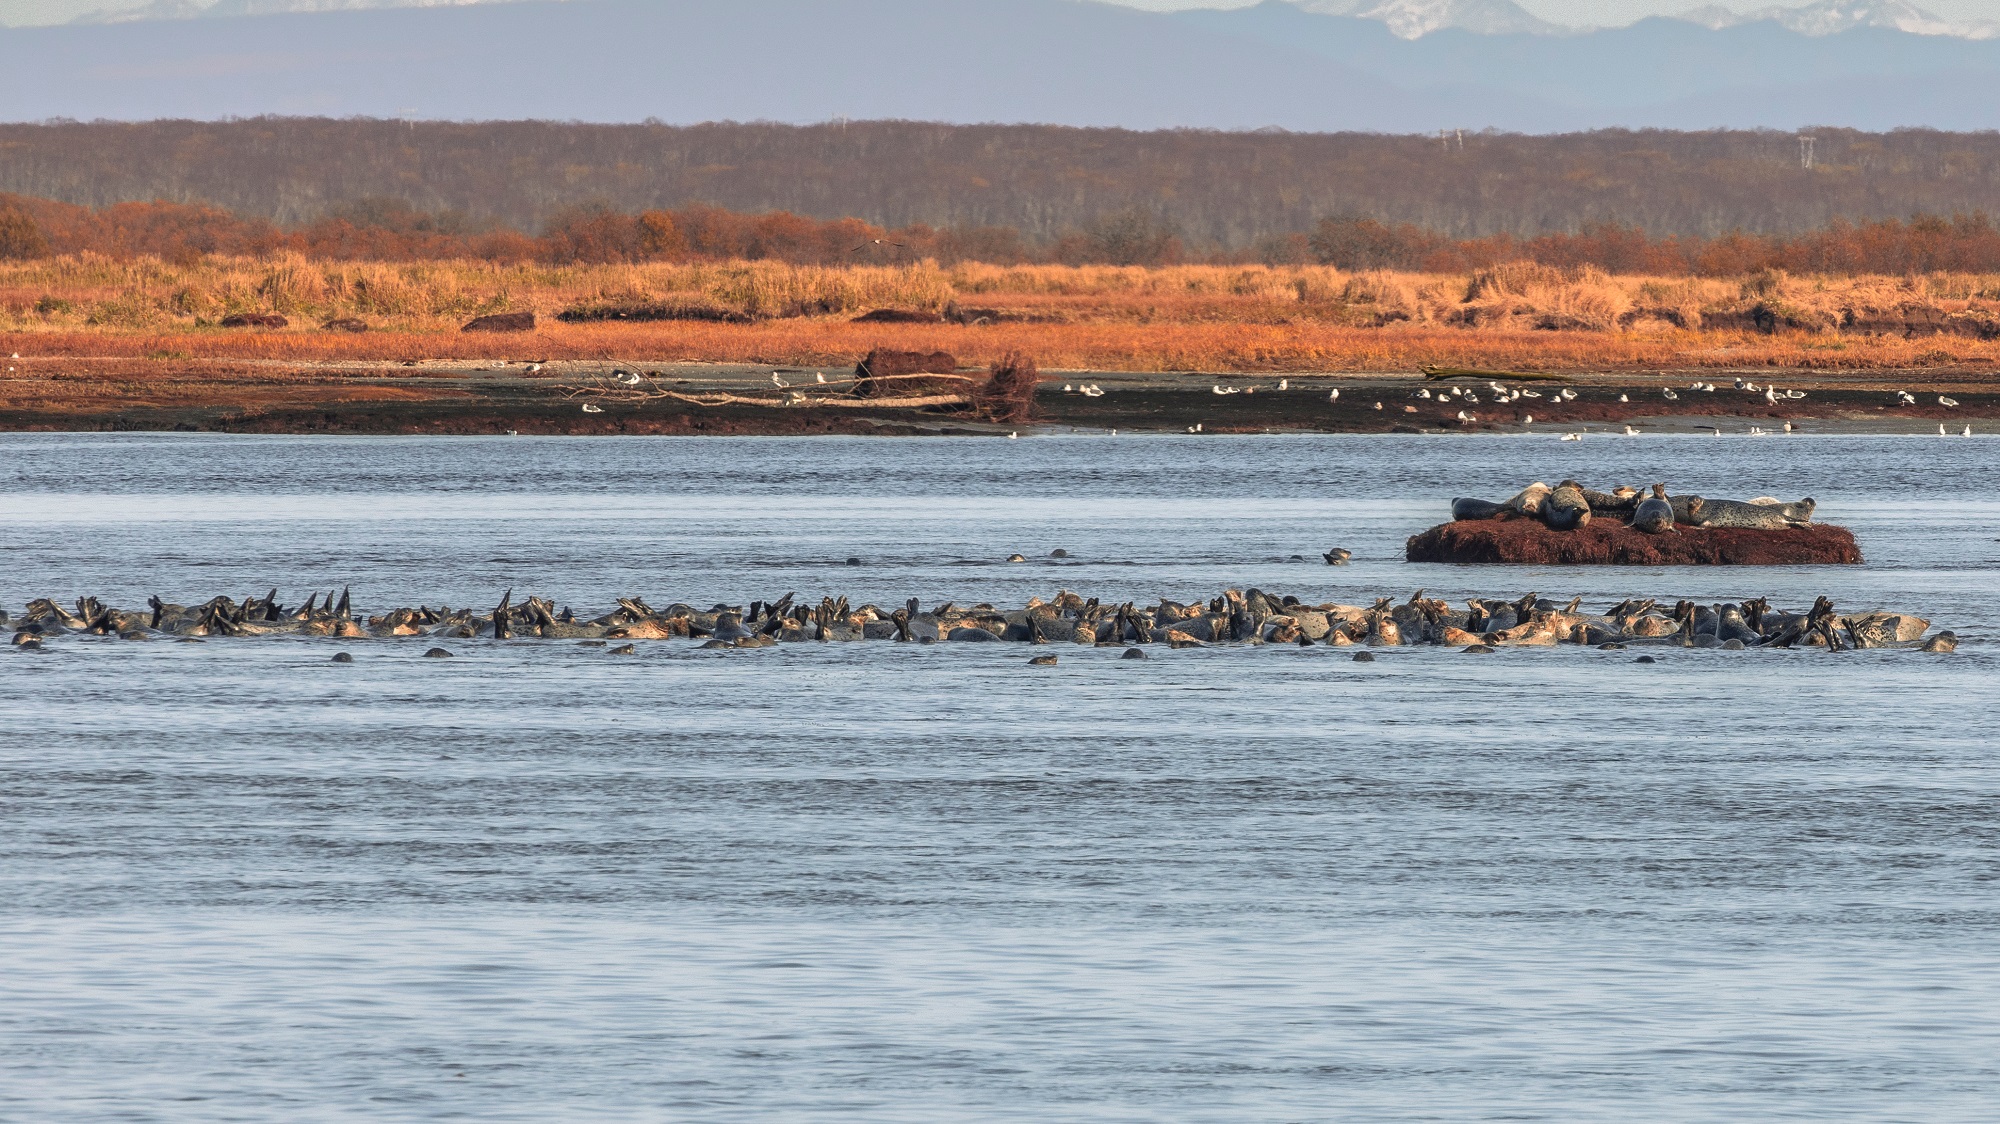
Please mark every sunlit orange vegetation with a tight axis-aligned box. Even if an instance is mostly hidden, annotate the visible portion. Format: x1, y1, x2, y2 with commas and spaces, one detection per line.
5, 256, 2000, 373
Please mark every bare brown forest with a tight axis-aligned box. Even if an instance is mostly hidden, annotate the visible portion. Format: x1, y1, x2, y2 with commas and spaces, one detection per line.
6, 119, 2000, 249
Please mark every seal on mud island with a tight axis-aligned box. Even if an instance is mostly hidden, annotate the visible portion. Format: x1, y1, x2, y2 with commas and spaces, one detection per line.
1686, 496, 1816, 530
1451, 498, 1509, 521
1506, 482, 1553, 517
1544, 480, 1592, 530
1630, 483, 1676, 535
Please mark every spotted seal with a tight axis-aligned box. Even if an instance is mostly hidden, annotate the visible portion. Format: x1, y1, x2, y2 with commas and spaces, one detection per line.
1686, 496, 1815, 530
1629, 483, 1676, 534
1543, 480, 1592, 530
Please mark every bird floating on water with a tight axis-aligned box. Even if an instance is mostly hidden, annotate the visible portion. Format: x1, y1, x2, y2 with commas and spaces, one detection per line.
1560, 432, 1582, 441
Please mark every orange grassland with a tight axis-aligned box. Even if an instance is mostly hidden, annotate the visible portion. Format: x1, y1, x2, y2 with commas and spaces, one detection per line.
4, 256, 2000, 374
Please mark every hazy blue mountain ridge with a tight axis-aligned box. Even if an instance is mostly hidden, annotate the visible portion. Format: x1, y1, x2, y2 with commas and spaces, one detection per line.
1, 0, 1996, 130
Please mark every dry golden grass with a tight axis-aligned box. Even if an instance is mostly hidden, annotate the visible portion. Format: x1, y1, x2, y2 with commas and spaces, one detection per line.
4, 256, 2000, 372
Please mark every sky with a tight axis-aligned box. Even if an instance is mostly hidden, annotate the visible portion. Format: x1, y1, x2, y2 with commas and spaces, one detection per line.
4, 0, 2000, 28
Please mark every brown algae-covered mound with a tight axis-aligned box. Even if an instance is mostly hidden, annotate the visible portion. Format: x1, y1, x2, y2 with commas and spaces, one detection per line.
1407, 517, 1862, 565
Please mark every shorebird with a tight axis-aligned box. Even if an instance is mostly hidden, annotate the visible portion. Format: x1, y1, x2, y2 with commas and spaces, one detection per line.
1786, 389, 1806, 399
1765, 387, 1779, 404
1188, 423, 1203, 433
1662, 388, 1678, 400
616, 372, 642, 385
1560, 432, 1582, 441
1619, 394, 1629, 403
816, 373, 827, 383
1523, 414, 1534, 424
1457, 409, 1473, 422
1783, 422, 1793, 433
1940, 395, 1959, 407
1560, 388, 1576, 400
1463, 393, 1480, 404
1212, 384, 1239, 395
1278, 379, 1289, 390
1419, 389, 1431, 399
771, 372, 789, 388
1521, 389, 1542, 399
581, 403, 604, 413
1009, 432, 1018, 439
1623, 425, 1641, 436
1940, 423, 1950, 436
1896, 391, 1916, 405
1328, 389, 1340, 401
1064, 384, 1073, 392
1374, 401, 1384, 411
1080, 385, 1104, 397
1965, 425, 1974, 436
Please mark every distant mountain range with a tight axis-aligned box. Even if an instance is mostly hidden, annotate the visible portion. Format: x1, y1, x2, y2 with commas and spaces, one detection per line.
63, 0, 2000, 40
3, 0, 1999, 130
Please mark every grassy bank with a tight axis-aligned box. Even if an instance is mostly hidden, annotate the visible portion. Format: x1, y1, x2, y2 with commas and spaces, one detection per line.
3, 257, 1999, 372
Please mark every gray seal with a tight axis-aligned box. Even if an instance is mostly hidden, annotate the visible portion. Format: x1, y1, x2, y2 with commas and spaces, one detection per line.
1629, 483, 1676, 534
1544, 480, 1592, 530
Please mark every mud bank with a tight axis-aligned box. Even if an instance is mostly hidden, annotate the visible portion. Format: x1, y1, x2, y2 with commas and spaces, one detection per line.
2, 357, 1998, 434
1407, 518, 1863, 566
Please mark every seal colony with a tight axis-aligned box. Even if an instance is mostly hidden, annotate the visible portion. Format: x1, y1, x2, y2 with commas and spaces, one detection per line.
1413, 480, 1861, 565
6, 588, 1950, 655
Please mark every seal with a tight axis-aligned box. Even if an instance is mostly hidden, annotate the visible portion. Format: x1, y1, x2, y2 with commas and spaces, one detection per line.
1451, 498, 1509, 521
1543, 480, 1592, 530
1686, 496, 1812, 530
1629, 483, 1676, 534
1582, 487, 1638, 514
1324, 547, 1353, 564
1505, 482, 1552, 517
1922, 631, 1958, 653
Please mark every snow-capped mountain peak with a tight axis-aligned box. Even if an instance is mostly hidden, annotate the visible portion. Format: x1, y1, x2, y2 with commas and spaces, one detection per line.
1674, 0, 2000, 40
1296, 0, 1562, 39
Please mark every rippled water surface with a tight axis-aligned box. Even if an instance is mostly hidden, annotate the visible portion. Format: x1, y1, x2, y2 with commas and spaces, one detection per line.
3, 433, 1998, 1121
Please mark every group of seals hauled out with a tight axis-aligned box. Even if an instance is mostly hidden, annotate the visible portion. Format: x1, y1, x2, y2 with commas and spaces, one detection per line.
6, 587, 1953, 655
1453, 481, 1818, 533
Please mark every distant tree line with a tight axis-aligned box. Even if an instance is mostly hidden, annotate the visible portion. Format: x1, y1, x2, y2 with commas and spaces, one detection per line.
7, 119, 2000, 249
9, 191, 2000, 276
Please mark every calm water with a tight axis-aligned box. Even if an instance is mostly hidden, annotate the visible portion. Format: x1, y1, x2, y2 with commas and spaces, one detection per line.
3, 433, 1998, 1121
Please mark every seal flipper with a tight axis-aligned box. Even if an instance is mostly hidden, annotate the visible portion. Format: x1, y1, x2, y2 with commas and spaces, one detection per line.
493, 589, 513, 640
